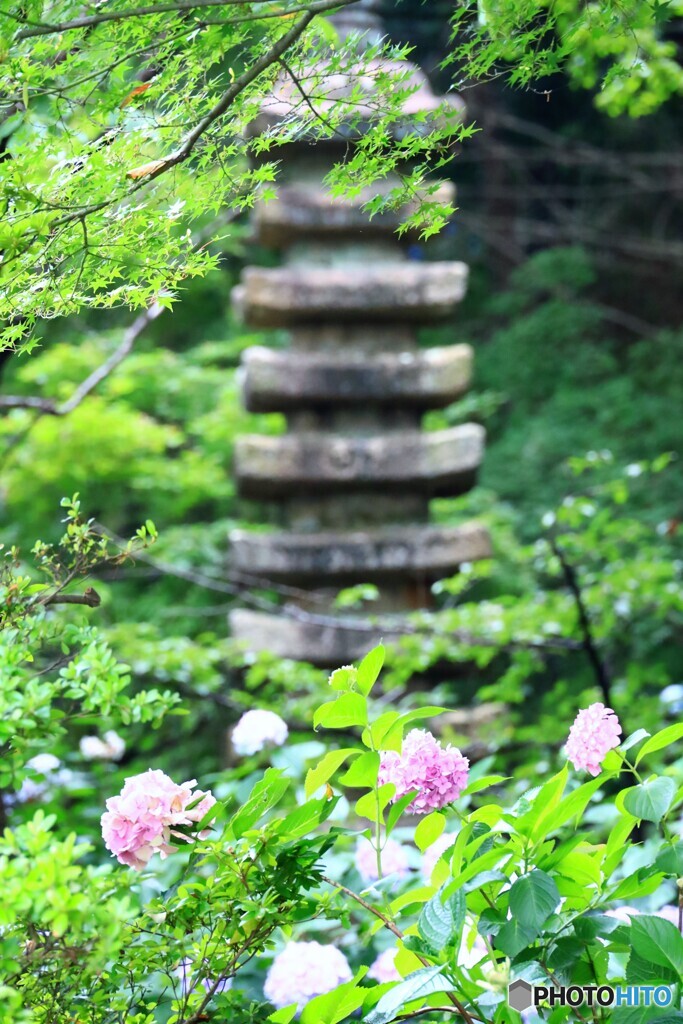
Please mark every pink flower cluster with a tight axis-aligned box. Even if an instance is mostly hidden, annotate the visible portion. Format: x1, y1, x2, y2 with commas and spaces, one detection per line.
565, 703, 622, 776
264, 941, 352, 1012
368, 948, 401, 983
355, 837, 409, 883
378, 729, 469, 815
101, 769, 216, 871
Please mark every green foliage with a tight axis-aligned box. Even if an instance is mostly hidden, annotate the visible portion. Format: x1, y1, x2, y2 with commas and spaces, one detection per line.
447, 0, 683, 115
0, 2, 465, 350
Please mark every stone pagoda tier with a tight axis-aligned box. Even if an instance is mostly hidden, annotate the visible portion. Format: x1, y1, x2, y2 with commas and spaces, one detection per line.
228, 1, 491, 666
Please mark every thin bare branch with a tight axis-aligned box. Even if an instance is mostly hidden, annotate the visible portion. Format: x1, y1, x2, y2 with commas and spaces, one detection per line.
0, 303, 163, 414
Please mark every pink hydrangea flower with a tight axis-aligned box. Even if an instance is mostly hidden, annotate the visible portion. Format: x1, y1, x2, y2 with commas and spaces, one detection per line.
232, 709, 288, 756
264, 941, 352, 1012
565, 703, 622, 776
605, 905, 639, 923
421, 831, 457, 881
368, 948, 401, 983
657, 904, 681, 927
101, 769, 216, 870
355, 837, 409, 883
378, 729, 469, 815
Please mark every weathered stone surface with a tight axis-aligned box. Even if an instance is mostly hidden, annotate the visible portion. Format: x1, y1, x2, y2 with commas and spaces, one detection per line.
241, 344, 472, 412
234, 424, 485, 499
233, 262, 468, 327
229, 608, 394, 665
229, 522, 491, 584
253, 182, 455, 247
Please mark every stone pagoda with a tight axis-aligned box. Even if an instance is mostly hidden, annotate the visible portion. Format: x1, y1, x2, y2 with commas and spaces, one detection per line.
228, 0, 491, 666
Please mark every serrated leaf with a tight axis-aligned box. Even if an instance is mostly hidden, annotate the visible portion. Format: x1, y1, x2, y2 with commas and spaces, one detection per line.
364, 966, 452, 1024
509, 870, 560, 931
418, 888, 466, 953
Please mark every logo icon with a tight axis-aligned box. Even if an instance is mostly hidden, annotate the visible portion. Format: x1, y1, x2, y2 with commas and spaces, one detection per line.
508, 980, 533, 1011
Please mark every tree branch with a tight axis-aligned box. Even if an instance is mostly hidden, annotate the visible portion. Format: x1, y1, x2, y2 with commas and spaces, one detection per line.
40, 587, 102, 608
0, 302, 163, 414
549, 538, 612, 706
10, 0, 354, 39
321, 876, 481, 1024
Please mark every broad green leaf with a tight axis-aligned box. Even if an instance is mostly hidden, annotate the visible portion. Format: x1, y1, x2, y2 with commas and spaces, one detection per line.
364, 966, 452, 1024
268, 1007, 298, 1023
621, 728, 651, 753
328, 666, 357, 692
305, 748, 360, 797
655, 843, 683, 875
415, 812, 446, 853
278, 797, 337, 841
374, 707, 450, 749
230, 769, 290, 837
356, 783, 395, 823
461, 774, 509, 798
418, 888, 466, 953
508, 870, 560, 931
495, 917, 539, 958
635, 724, 683, 765
356, 644, 385, 696
623, 777, 676, 822
540, 774, 605, 834
339, 751, 379, 789
314, 692, 368, 730
300, 972, 367, 1024
386, 790, 419, 833
630, 915, 683, 978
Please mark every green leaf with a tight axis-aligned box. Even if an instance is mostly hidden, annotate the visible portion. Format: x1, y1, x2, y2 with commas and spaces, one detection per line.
655, 843, 683, 875
630, 915, 683, 980
495, 917, 539, 958
461, 775, 509, 797
635, 725, 683, 765
386, 790, 420, 834
305, 748, 361, 797
356, 644, 385, 696
374, 707, 449, 749
328, 667, 357, 692
509, 870, 560, 931
364, 966, 452, 1024
414, 813, 446, 853
418, 888, 466, 953
268, 1007, 298, 1023
300, 973, 367, 1024
623, 777, 676, 822
314, 692, 368, 730
339, 751, 379, 789
230, 769, 290, 837
621, 728, 651, 753
356, 783, 395, 823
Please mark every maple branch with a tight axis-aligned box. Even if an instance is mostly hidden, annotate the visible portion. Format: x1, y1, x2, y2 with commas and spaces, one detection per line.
10, 0, 354, 39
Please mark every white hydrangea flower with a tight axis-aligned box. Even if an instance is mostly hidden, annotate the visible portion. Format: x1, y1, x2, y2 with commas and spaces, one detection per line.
80, 730, 126, 761
264, 941, 352, 1011
232, 709, 288, 756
